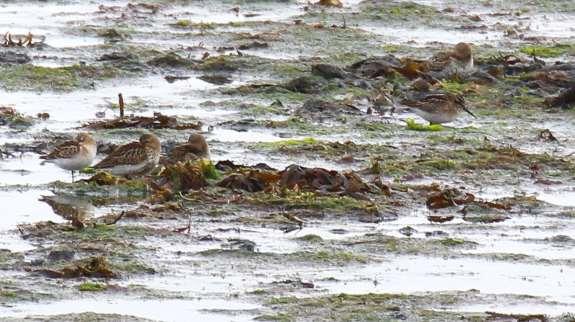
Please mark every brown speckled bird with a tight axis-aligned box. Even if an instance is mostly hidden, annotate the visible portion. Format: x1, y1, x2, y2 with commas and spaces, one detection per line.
93, 133, 161, 176
431, 42, 474, 76
402, 92, 476, 124
169, 133, 210, 162
39, 194, 95, 228
40, 133, 97, 181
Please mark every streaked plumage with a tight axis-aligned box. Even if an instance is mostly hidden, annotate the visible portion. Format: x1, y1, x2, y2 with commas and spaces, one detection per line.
402, 92, 476, 124
39, 194, 95, 224
410, 77, 433, 92
431, 42, 474, 77
94, 133, 161, 176
40, 133, 97, 180
169, 133, 210, 162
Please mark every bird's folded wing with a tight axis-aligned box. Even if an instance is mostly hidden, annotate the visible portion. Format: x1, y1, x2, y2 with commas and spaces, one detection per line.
402, 94, 448, 113
40, 140, 80, 160
94, 142, 145, 168
172, 143, 205, 156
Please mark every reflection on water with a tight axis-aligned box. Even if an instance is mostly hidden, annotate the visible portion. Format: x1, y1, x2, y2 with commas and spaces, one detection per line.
39, 193, 95, 222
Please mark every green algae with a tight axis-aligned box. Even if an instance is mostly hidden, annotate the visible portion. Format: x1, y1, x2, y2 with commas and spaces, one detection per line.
357, 0, 462, 27
406, 119, 444, 131
0, 64, 119, 91
519, 44, 575, 58
171, 20, 217, 31
174, 19, 191, 27
259, 291, 554, 322
262, 293, 411, 322
5, 312, 155, 321
240, 103, 287, 117
254, 138, 318, 150
198, 248, 369, 265
369, 142, 575, 179
291, 250, 368, 264
199, 55, 244, 72
198, 159, 221, 180
438, 238, 467, 247
223, 84, 308, 103
264, 117, 337, 135
62, 224, 150, 242
78, 282, 107, 292
252, 137, 393, 161
248, 289, 269, 295
0, 108, 34, 129
147, 52, 194, 68
439, 80, 469, 95
255, 313, 294, 321
341, 233, 478, 255
0, 290, 17, 298
295, 234, 324, 243
247, 191, 377, 214
112, 259, 156, 275
385, 2, 438, 18
0, 282, 51, 303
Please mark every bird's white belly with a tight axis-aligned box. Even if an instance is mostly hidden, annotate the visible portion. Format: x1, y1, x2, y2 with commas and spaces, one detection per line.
412, 109, 457, 124
106, 162, 149, 176
53, 153, 93, 171
445, 60, 475, 77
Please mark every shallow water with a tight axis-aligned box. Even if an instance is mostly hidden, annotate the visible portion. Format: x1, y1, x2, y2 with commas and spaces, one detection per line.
0, 298, 258, 322
312, 256, 575, 306
1, 0, 575, 320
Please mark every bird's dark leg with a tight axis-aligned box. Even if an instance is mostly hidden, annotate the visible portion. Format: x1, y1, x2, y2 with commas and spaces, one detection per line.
71, 170, 75, 183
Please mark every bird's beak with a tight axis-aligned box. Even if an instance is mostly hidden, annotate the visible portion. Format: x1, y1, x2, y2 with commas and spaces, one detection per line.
462, 104, 477, 118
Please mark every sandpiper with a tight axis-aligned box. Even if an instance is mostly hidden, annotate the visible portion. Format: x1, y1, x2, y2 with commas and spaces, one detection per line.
402, 92, 476, 125
431, 42, 474, 77
39, 194, 95, 226
93, 133, 161, 176
40, 133, 97, 181
170, 133, 210, 162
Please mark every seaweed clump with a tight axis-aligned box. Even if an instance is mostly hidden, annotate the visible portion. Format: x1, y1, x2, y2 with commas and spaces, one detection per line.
37, 256, 118, 279
83, 112, 201, 130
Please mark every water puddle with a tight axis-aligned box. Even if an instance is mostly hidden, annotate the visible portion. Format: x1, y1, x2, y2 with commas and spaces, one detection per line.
312, 255, 575, 305
0, 75, 215, 130
0, 189, 64, 230
365, 25, 501, 44
454, 303, 575, 317
0, 298, 258, 322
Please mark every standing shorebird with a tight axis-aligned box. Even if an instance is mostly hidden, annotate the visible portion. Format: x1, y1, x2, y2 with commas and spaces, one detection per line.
93, 133, 161, 176
431, 42, 474, 77
169, 133, 210, 162
401, 92, 476, 125
40, 133, 97, 182
39, 194, 95, 228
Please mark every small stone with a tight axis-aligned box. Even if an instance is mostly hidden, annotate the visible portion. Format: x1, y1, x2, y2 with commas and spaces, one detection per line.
399, 226, 417, 237
285, 76, 324, 94
226, 239, 256, 252
199, 74, 232, 85
311, 64, 347, 79
47, 249, 75, 262
0, 51, 31, 64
